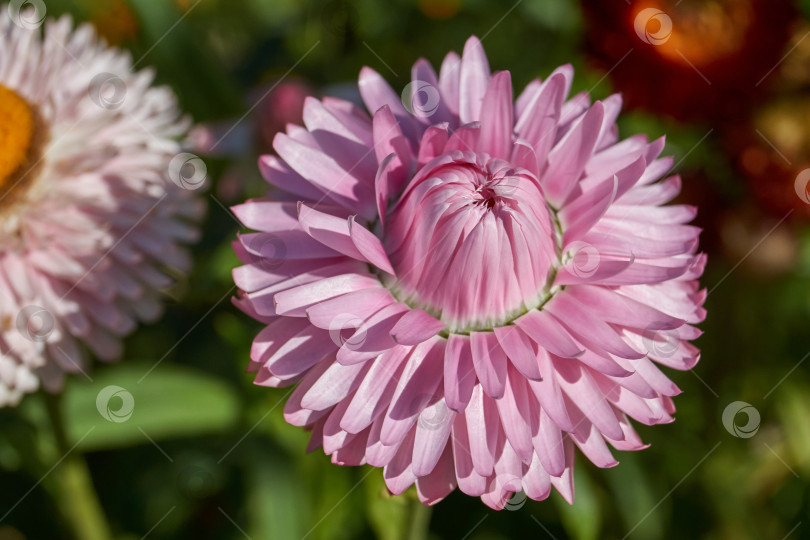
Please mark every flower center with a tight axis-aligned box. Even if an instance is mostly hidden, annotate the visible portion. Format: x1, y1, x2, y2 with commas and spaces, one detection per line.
385, 151, 559, 333
0, 84, 35, 190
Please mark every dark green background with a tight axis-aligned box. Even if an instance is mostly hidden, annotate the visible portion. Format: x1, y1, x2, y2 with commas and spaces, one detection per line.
2, 0, 810, 538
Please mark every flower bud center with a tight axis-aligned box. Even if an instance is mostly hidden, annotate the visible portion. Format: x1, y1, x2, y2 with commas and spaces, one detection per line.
385, 151, 560, 332
0, 84, 35, 190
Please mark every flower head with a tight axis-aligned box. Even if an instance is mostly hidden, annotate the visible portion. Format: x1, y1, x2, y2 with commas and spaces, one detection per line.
0, 7, 203, 405
233, 36, 705, 508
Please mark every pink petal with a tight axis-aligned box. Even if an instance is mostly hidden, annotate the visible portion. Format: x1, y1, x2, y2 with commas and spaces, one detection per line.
438, 51, 461, 118
258, 155, 324, 200
372, 105, 413, 191
359, 66, 419, 147
470, 331, 507, 399
417, 124, 450, 169
274, 133, 376, 218
365, 417, 401, 467
596, 94, 623, 150
283, 359, 333, 426
374, 153, 398, 227
515, 72, 565, 169
305, 287, 395, 330
246, 260, 366, 317
495, 365, 534, 463
263, 325, 335, 381
302, 97, 377, 181
444, 334, 476, 412
553, 256, 635, 287
533, 407, 566, 477
510, 140, 539, 177
604, 411, 650, 451
340, 345, 410, 433
514, 309, 584, 359
415, 445, 457, 505
522, 454, 552, 501
444, 122, 481, 153
300, 359, 369, 410
336, 303, 410, 365
493, 325, 542, 381
458, 36, 491, 123
452, 414, 488, 496
559, 91, 591, 127
273, 273, 382, 317
321, 96, 373, 146
410, 58, 452, 125
331, 428, 370, 466
573, 348, 633, 378
232, 200, 299, 233
297, 203, 365, 260
412, 398, 454, 476
560, 174, 617, 244
543, 101, 605, 207
554, 359, 624, 440
527, 350, 573, 432
515, 78, 541, 118
545, 292, 644, 360
348, 216, 395, 275
567, 401, 619, 468
239, 231, 339, 260
481, 441, 524, 509
465, 385, 498, 477
549, 438, 575, 504
383, 429, 417, 495
567, 285, 684, 331
390, 308, 445, 346
477, 71, 513, 160
322, 399, 357, 453
380, 338, 444, 446
586, 135, 648, 178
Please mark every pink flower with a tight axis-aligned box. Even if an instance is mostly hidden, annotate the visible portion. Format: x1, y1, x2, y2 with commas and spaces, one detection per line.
233, 36, 706, 508
0, 9, 204, 405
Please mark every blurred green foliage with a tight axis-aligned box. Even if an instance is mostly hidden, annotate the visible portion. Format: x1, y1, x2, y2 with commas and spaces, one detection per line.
1, 0, 810, 539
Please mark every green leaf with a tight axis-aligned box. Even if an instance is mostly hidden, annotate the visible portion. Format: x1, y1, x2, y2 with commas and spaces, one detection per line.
605, 454, 663, 540
554, 465, 602, 540
305, 462, 366, 540
365, 473, 410, 540
777, 383, 810, 476
521, 0, 582, 31
245, 447, 307, 540
57, 361, 240, 451
0, 410, 42, 474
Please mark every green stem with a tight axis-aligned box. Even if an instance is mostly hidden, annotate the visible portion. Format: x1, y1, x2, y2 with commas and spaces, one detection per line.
403, 497, 432, 540
43, 392, 113, 540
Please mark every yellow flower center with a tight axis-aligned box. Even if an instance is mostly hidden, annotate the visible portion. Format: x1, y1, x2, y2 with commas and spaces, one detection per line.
0, 84, 34, 190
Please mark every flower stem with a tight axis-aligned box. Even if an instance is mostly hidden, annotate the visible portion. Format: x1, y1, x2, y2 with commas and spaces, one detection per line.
43, 392, 113, 540
403, 498, 432, 540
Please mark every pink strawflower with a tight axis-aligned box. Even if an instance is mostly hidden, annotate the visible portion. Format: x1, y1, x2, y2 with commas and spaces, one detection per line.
233, 36, 706, 508
0, 8, 204, 405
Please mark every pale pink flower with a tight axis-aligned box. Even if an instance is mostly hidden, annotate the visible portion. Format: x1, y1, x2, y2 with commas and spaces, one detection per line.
233, 36, 705, 508
0, 8, 203, 405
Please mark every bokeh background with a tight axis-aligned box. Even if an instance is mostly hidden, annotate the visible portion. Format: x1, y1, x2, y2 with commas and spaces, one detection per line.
2, 0, 810, 538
